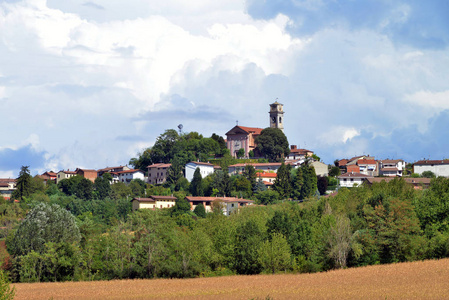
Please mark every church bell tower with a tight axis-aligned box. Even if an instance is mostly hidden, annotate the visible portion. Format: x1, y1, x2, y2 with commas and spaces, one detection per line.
269, 100, 284, 133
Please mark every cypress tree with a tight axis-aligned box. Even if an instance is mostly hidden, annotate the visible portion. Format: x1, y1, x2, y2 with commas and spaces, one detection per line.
189, 168, 204, 196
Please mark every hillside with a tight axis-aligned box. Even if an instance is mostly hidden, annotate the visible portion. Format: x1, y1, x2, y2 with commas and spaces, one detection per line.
13, 258, 449, 299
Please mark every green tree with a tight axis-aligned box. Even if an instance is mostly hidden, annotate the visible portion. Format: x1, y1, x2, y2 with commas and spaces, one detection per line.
291, 167, 304, 199
273, 163, 291, 198
236, 148, 245, 158
189, 168, 203, 196
233, 220, 263, 275
255, 128, 290, 162
243, 165, 257, 190
317, 176, 328, 195
129, 148, 153, 172
111, 182, 132, 200
258, 232, 291, 273
94, 176, 111, 199
12, 165, 32, 200
421, 171, 436, 178
75, 178, 93, 200
329, 166, 341, 177
193, 203, 206, 218
0, 270, 15, 299
255, 190, 280, 205
8, 203, 81, 257
301, 161, 318, 199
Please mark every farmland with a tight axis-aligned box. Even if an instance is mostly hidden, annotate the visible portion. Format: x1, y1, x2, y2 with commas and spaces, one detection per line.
12, 258, 449, 299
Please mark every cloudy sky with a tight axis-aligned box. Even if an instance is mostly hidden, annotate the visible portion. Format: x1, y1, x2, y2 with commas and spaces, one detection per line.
1, 0, 449, 177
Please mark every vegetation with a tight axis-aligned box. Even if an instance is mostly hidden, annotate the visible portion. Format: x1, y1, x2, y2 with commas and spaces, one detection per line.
255, 128, 290, 162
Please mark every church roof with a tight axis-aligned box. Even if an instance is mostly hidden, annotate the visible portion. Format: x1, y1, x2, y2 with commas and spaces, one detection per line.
225, 126, 263, 136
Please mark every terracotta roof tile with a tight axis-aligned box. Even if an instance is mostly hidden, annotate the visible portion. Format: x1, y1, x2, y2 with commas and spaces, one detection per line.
414, 160, 449, 165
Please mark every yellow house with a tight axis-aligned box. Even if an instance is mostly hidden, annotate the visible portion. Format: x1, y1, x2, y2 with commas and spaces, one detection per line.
131, 195, 177, 211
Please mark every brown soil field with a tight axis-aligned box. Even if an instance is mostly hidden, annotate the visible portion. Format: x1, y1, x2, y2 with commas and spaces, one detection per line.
12, 258, 449, 300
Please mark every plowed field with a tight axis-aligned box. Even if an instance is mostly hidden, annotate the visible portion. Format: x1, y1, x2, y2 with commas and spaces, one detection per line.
12, 258, 449, 299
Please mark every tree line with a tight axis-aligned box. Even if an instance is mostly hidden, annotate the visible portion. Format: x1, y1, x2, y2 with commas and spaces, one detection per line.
2, 175, 449, 282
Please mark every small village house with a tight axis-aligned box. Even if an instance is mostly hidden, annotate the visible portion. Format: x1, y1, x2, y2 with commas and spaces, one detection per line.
185, 161, 215, 182
131, 195, 177, 211
147, 163, 171, 185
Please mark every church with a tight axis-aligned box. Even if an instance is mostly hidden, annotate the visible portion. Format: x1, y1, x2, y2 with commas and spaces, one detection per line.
225, 101, 284, 158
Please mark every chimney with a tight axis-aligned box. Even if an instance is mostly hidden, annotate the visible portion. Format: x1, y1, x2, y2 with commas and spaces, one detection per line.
291, 145, 297, 150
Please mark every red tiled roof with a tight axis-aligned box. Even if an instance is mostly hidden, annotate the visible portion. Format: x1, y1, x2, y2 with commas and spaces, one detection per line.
0, 178, 16, 183
263, 181, 274, 186
381, 159, 403, 164
236, 126, 263, 135
338, 159, 349, 166
357, 159, 376, 165
414, 160, 449, 165
117, 169, 144, 174
42, 171, 57, 176
226, 126, 263, 136
147, 163, 171, 169
59, 170, 77, 174
289, 148, 313, 154
258, 172, 277, 178
338, 172, 372, 179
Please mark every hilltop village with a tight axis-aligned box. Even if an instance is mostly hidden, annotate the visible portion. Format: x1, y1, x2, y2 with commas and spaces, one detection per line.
2, 102, 449, 284
1, 101, 448, 213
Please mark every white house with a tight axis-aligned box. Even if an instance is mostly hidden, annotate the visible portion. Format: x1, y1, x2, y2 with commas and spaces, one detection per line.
117, 169, 145, 184
413, 160, 449, 177
185, 162, 215, 182
338, 172, 372, 188
379, 159, 405, 177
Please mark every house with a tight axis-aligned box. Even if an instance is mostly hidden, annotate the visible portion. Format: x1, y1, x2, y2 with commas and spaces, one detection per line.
38, 171, 57, 184
413, 160, 449, 177
131, 195, 177, 211
117, 169, 145, 184
311, 161, 329, 177
357, 159, 378, 176
185, 162, 215, 182
0, 179, 16, 200
147, 163, 171, 185
379, 159, 405, 177
75, 168, 98, 182
337, 172, 372, 188
56, 170, 77, 184
185, 196, 254, 215
286, 145, 313, 161
97, 166, 130, 177
366, 177, 431, 190
228, 163, 282, 175
225, 126, 263, 158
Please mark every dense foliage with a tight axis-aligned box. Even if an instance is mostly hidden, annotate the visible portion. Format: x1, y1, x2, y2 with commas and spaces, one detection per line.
2, 176, 449, 283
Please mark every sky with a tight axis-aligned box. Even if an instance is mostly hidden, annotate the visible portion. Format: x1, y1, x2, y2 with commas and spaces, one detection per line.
1, 0, 449, 177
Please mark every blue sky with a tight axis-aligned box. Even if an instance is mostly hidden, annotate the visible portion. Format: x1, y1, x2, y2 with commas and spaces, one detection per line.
1, 0, 449, 177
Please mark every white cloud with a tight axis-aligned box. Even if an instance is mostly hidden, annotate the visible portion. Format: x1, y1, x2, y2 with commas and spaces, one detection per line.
404, 90, 449, 110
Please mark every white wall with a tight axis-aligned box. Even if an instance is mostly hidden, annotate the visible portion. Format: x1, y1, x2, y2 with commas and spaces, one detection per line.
185, 163, 214, 182
415, 164, 449, 177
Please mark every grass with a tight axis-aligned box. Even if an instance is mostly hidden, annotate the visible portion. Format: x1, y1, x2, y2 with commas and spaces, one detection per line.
12, 258, 449, 299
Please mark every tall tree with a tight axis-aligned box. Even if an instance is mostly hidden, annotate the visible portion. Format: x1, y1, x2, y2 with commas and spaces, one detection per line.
291, 167, 304, 199
301, 161, 317, 199
94, 176, 111, 199
273, 163, 292, 199
255, 128, 290, 162
12, 166, 32, 200
8, 203, 81, 257
189, 168, 204, 196
243, 165, 257, 190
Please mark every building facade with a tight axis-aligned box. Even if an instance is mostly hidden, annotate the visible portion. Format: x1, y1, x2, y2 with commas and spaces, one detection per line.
185, 162, 215, 182
414, 160, 449, 177
147, 163, 171, 185
226, 126, 262, 158
131, 196, 177, 211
